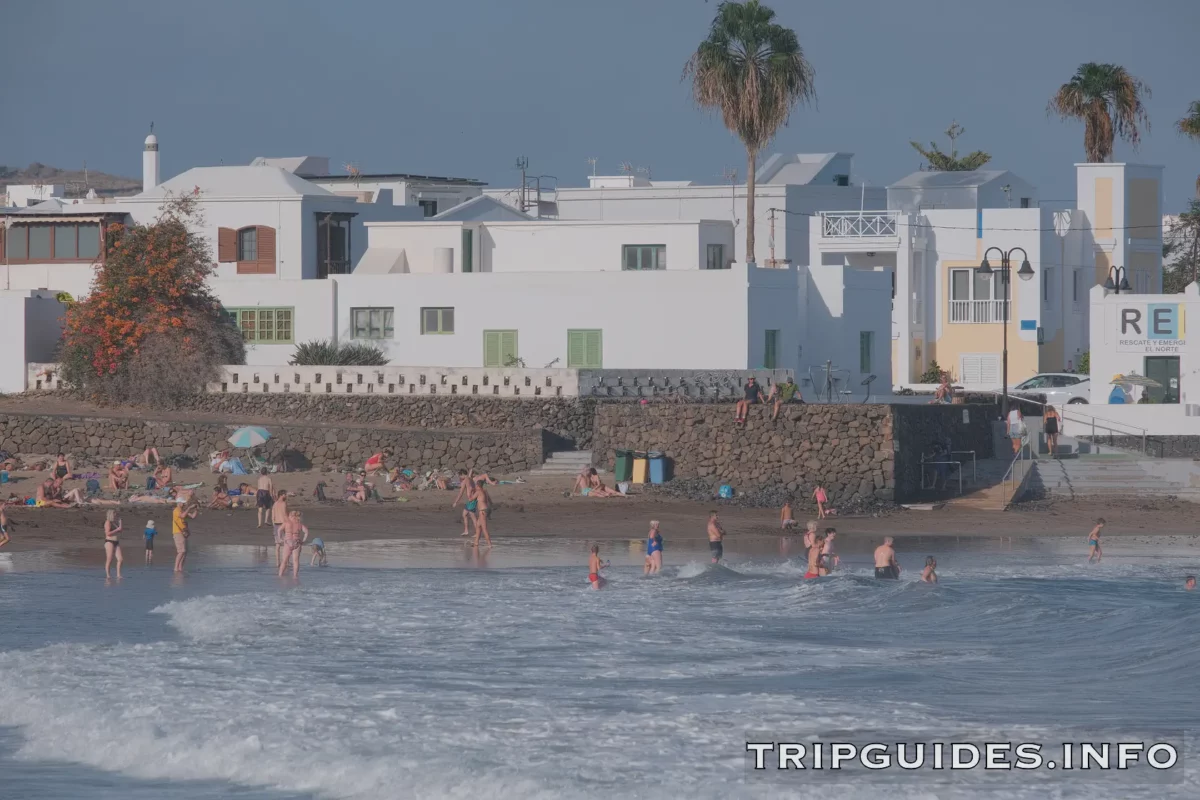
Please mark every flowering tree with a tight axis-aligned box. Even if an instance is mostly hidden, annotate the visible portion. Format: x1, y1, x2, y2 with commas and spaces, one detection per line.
59, 195, 244, 405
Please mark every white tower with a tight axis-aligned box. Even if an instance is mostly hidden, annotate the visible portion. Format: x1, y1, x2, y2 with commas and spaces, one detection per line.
142, 123, 159, 192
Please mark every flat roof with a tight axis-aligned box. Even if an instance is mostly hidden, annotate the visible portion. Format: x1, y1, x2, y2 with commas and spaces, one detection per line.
309, 173, 486, 187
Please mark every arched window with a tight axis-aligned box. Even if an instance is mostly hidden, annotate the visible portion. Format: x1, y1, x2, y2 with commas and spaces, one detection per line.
219, 225, 276, 274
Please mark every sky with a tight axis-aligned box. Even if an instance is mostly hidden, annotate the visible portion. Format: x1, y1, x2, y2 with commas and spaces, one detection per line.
5, 0, 1199, 211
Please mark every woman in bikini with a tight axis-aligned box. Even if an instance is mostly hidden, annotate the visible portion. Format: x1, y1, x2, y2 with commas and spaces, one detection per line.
103, 509, 124, 579
1044, 405, 1061, 458
804, 533, 826, 579
586, 469, 623, 498
278, 510, 309, 578
921, 556, 938, 583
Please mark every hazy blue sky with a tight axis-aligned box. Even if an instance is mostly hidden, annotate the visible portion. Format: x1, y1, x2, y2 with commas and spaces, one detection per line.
6, 0, 1199, 209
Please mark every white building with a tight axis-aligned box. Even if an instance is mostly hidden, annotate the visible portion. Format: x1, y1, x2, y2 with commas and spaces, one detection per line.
486, 153, 887, 268
808, 162, 1164, 387
3, 183, 65, 208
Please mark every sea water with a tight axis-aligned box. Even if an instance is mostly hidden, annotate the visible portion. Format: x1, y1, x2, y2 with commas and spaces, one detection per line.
0, 538, 1198, 799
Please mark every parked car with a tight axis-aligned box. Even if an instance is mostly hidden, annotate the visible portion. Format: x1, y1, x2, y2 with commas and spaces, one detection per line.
1010, 373, 1090, 405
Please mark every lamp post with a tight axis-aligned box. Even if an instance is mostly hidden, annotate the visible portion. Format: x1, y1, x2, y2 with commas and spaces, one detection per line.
1103, 265, 1132, 294
977, 246, 1035, 420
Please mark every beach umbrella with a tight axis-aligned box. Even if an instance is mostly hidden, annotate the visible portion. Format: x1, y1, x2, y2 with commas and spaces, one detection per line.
228, 426, 271, 448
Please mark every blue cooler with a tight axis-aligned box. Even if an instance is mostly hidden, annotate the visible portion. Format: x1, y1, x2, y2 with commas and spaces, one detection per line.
648, 451, 665, 484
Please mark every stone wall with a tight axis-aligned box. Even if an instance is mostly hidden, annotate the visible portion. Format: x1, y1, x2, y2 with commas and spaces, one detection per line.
890, 404, 996, 498
591, 402, 997, 504
0, 412, 544, 474
592, 404, 896, 505
149, 394, 598, 451
1082, 434, 1191, 459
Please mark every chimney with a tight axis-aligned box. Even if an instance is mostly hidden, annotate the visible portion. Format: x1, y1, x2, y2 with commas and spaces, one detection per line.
143, 124, 160, 192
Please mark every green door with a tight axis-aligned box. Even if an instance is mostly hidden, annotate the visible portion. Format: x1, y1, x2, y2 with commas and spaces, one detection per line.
461, 228, 474, 273
567, 329, 602, 368
1144, 356, 1180, 403
484, 330, 518, 367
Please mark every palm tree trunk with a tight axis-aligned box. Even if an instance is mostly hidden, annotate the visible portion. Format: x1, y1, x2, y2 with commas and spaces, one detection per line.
745, 148, 758, 264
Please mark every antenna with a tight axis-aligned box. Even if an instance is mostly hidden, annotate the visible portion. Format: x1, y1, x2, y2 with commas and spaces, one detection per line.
636, 165, 652, 181
721, 166, 739, 226
515, 156, 530, 211
586, 157, 597, 177
343, 162, 362, 186
618, 161, 634, 175
149, 121, 154, 134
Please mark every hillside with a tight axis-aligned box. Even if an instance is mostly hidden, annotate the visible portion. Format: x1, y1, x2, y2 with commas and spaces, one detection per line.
0, 162, 141, 196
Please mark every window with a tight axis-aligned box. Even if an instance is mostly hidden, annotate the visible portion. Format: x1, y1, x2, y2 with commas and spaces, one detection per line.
1042, 267, 1053, 308
226, 307, 294, 343
316, 213, 352, 278
833, 174, 850, 187
1020, 197, 1031, 209
483, 330, 518, 367
418, 199, 438, 218
622, 244, 666, 271
951, 269, 970, 301
567, 329, 603, 368
421, 307, 454, 334
764, 330, 779, 369
860, 331, 874, 373
351, 307, 394, 339
950, 268, 1008, 301
1073, 269, 1083, 305
2, 222, 101, 261
705, 243, 727, 270
237, 228, 258, 262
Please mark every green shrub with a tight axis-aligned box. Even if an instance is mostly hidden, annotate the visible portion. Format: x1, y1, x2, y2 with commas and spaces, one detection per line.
1076, 351, 1089, 375
917, 360, 945, 384
289, 340, 388, 366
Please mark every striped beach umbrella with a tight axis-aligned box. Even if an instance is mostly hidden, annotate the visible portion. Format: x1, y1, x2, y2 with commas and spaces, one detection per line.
228, 426, 271, 448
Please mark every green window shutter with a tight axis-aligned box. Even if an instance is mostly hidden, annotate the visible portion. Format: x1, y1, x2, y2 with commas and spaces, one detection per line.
501, 330, 518, 365
461, 228, 473, 273
585, 330, 602, 368
764, 330, 778, 369
484, 331, 501, 367
568, 330, 586, 367
860, 331, 873, 373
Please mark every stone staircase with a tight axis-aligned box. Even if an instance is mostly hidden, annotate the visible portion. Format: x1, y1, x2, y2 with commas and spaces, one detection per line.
531, 450, 594, 475
1028, 453, 1200, 501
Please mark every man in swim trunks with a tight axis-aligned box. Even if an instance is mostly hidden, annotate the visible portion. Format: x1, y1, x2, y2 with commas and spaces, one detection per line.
874, 536, 900, 579
588, 544, 609, 589
270, 490, 289, 566
735, 376, 763, 424
255, 469, 274, 528
1087, 518, 1105, 564
771, 377, 801, 421
707, 510, 725, 564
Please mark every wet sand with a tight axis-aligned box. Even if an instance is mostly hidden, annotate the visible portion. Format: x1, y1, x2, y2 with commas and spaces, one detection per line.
3, 466, 1200, 553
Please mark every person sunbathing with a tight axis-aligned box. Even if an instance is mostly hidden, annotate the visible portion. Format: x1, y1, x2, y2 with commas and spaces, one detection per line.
585, 469, 624, 498
345, 473, 367, 504
108, 461, 129, 491
153, 464, 173, 488
133, 447, 161, 468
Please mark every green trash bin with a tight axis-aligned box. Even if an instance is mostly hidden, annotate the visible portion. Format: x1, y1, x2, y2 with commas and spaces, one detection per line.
613, 449, 633, 482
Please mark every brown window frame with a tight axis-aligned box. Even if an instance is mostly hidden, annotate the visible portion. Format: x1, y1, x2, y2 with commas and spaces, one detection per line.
2, 220, 105, 263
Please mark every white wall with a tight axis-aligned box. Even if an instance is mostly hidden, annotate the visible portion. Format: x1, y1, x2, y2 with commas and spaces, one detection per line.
330, 268, 751, 369
0, 291, 65, 393
211, 278, 335, 365
5, 184, 64, 207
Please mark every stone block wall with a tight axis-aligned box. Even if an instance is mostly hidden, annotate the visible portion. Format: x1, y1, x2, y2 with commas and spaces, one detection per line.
157, 394, 599, 450
592, 404, 896, 505
0, 412, 544, 474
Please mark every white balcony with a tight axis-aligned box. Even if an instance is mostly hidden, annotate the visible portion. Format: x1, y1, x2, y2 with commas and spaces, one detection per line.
949, 299, 1010, 324
820, 211, 899, 238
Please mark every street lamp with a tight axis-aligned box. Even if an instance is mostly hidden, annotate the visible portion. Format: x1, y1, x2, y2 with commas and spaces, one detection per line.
977, 246, 1035, 420
1103, 265, 1132, 294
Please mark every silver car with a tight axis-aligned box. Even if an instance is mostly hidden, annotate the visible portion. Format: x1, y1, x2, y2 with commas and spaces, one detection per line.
1011, 373, 1090, 405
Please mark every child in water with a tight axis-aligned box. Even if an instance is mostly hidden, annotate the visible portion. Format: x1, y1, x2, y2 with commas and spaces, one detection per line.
1087, 518, 1105, 564
144, 519, 157, 564
310, 537, 327, 567
588, 544, 610, 590
921, 556, 938, 583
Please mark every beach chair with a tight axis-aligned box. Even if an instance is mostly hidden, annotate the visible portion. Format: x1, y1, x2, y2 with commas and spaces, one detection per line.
247, 453, 278, 474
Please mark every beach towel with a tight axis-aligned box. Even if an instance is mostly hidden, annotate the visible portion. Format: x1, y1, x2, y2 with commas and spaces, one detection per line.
229, 459, 248, 475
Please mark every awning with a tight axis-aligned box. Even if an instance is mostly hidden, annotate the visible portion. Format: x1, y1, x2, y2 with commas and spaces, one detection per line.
354, 247, 408, 274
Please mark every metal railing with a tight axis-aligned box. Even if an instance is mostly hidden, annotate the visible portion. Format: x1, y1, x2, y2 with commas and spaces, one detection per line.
949, 299, 1010, 324
1001, 435, 1033, 508
977, 390, 1150, 455
820, 211, 899, 238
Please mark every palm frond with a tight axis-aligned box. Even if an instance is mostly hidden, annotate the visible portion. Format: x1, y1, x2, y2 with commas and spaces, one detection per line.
1048, 62, 1150, 162
1179, 100, 1200, 140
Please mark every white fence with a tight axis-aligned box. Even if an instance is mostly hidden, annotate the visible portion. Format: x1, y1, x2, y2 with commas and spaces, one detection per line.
949, 299, 1010, 324
27, 363, 582, 398
820, 211, 899, 238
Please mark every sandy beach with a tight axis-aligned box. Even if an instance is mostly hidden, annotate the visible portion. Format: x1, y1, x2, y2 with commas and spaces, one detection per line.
4, 462, 1200, 553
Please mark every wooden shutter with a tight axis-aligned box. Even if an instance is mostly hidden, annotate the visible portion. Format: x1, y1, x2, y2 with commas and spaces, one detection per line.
500, 331, 517, 365
484, 331, 501, 367
218, 228, 236, 262
567, 331, 586, 367
584, 330, 602, 368
256, 225, 276, 274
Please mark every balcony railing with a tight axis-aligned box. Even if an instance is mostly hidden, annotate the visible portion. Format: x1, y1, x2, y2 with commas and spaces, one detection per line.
318, 259, 351, 278
820, 211, 899, 238
949, 299, 1010, 324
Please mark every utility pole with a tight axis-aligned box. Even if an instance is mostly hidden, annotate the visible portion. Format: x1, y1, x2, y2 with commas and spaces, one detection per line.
515, 156, 529, 212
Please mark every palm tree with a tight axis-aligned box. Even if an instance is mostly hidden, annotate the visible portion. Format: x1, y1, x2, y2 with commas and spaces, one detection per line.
1047, 63, 1150, 162
1178, 100, 1200, 195
685, 0, 815, 263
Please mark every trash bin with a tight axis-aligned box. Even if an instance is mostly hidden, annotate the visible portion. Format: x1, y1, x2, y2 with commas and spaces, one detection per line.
632, 452, 649, 484
613, 449, 633, 482
648, 451, 666, 484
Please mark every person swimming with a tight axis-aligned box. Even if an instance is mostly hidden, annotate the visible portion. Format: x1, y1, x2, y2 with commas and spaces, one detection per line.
588, 544, 609, 590
874, 537, 900, 579
921, 556, 938, 583
821, 528, 839, 572
1186, 576, 1196, 591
